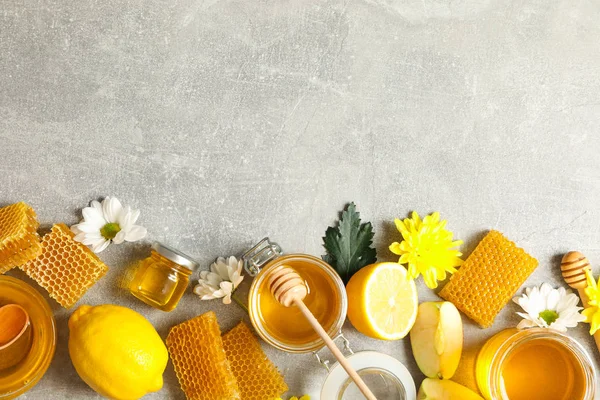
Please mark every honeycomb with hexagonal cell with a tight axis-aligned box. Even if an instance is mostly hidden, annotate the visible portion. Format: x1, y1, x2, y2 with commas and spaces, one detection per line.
222, 321, 288, 400
439, 230, 538, 328
166, 311, 240, 400
20, 223, 109, 308
0, 202, 42, 274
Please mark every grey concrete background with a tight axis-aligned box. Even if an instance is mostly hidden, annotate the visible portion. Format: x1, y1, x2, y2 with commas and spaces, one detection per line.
2, 0, 600, 398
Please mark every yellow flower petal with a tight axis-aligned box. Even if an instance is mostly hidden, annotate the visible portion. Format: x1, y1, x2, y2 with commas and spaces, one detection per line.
411, 211, 422, 227
389, 242, 402, 255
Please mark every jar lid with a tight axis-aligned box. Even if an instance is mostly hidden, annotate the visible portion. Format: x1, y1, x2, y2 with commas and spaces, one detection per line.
321, 351, 416, 400
152, 242, 198, 271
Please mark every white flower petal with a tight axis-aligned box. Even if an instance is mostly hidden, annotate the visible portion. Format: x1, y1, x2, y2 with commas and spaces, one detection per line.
205, 272, 224, 287
220, 281, 233, 295
230, 272, 244, 289
129, 208, 141, 225
91, 239, 110, 253
82, 206, 106, 225
557, 293, 580, 313
228, 256, 238, 270
546, 289, 560, 311
91, 200, 103, 212
73, 232, 87, 242
540, 283, 553, 297
113, 230, 126, 244
549, 322, 568, 332
102, 197, 124, 223
117, 207, 132, 231
222, 293, 232, 304
73, 222, 102, 234
81, 236, 105, 246
516, 312, 535, 321
124, 225, 147, 242
517, 319, 537, 329
194, 284, 217, 298
213, 259, 231, 280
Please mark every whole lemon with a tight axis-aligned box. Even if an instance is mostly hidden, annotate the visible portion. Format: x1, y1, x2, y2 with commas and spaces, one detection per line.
68, 304, 168, 400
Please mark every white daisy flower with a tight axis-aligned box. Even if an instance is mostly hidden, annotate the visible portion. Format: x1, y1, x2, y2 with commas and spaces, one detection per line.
513, 282, 585, 332
71, 197, 147, 253
193, 256, 244, 304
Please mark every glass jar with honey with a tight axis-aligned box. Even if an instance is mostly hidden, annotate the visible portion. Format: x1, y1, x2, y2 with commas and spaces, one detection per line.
129, 242, 198, 312
0, 276, 56, 400
240, 238, 417, 399
476, 328, 596, 400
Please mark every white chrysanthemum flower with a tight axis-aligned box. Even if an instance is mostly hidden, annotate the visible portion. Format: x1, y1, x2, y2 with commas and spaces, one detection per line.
71, 197, 147, 253
193, 256, 244, 304
513, 282, 585, 332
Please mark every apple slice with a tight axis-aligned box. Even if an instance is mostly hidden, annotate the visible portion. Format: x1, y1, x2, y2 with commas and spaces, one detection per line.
418, 378, 484, 400
410, 301, 463, 379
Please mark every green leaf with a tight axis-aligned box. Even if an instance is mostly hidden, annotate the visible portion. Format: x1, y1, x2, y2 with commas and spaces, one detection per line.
322, 203, 377, 283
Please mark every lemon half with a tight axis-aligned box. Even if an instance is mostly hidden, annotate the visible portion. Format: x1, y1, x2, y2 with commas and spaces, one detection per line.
346, 262, 418, 340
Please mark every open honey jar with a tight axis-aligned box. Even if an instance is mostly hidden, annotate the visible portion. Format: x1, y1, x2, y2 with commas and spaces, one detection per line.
476, 328, 596, 400
247, 251, 347, 353
0, 276, 56, 400
240, 238, 417, 399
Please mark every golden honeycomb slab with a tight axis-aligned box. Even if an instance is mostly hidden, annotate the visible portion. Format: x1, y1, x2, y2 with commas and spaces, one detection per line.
166, 311, 240, 400
222, 322, 288, 400
0, 202, 42, 274
439, 230, 538, 327
20, 223, 109, 308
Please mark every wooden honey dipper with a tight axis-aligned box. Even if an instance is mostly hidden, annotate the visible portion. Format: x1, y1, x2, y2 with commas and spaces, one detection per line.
268, 265, 377, 400
561, 251, 600, 351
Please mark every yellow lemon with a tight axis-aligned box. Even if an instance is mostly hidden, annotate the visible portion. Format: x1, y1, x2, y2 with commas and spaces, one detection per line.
68, 304, 168, 400
346, 262, 418, 340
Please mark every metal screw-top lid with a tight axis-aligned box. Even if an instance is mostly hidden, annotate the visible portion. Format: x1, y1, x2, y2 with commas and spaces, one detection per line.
152, 242, 199, 271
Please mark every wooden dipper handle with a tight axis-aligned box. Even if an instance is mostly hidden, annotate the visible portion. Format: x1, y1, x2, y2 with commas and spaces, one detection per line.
268, 265, 377, 400
561, 251, 600, 352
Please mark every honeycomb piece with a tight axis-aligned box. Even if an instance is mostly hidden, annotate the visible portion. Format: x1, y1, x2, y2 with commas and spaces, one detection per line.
439, 230, 538, 328
20, 223, 109, 308
0, 202, 42, 274
166, 311, 240, 400
222, 322, 288, 400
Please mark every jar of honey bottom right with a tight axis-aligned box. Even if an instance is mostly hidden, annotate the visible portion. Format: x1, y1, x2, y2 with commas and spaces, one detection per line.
476, 328, 596, 400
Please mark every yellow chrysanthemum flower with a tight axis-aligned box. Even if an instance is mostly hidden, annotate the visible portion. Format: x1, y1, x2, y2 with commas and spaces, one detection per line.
582, 270, 600, 335
389, 211, 463, 289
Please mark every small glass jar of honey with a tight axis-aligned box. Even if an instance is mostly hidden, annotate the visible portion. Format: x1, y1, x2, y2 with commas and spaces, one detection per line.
129, 242, 198, 312
476, 328, 596, 400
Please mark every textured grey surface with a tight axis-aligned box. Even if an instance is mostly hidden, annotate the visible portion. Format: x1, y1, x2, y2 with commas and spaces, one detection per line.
2, 0, 600, 398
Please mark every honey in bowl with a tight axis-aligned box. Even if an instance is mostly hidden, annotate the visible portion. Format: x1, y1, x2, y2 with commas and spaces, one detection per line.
249, 254, 347, 353
0, 276, 56, 400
